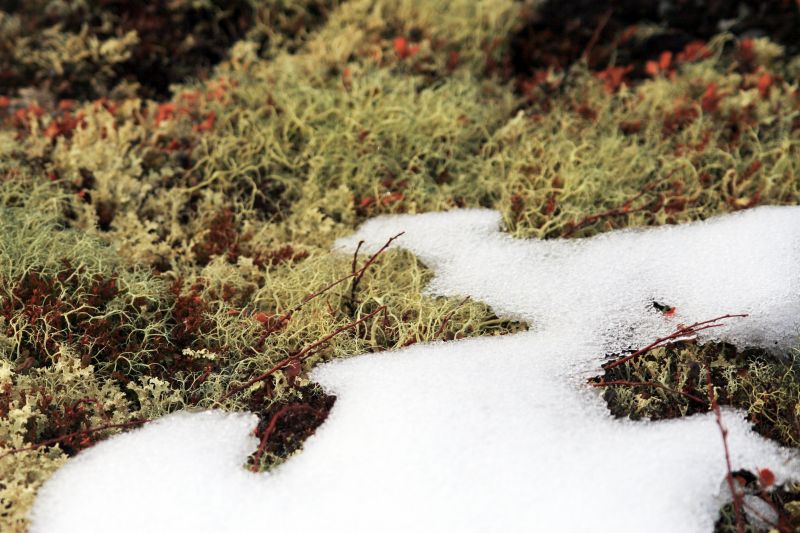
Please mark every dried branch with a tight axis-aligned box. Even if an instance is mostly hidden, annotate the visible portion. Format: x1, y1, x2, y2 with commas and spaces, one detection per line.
602, 314, 748, 371
561, 178, 664, 237
220, 305, 388, 402
434, 296, 471, 340
281, 232, 403, 321
582, 8, 613, 65
705, 361, 745, 533
345, 240, 365, 316
346, 232, 404, 316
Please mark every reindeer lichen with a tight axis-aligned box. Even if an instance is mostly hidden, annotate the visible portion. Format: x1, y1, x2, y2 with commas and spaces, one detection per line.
1, 0, 800, 530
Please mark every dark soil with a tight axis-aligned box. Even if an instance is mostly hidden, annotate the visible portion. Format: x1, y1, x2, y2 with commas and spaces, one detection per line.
245, 384, 336, 471
509, 0, 800, 80
0, 0, 255, 100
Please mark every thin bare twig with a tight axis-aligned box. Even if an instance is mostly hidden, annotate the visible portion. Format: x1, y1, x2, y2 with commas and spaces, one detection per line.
603, 314, 748, 371
347, 233, 404, 316
434, 296, 471, 340
705, 360, 745, 533
561, 177, 665, 238
346, 240, 365, 315
281, 233, 403, 321
220, 305, 388, 403
582, 8, 613, 65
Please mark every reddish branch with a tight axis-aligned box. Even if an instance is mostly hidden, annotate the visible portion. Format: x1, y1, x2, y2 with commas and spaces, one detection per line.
282, 232, 403, 321
582, 8, 613, 65
434, 296, 471, 340
347, 232, 404, 316
561, 179, 664, 237
705, 361, 745, 533
602, 314, 748, 371
0, 419, 148, 461
250, 404, 322, 472
220, 305, 388, 402
347, 240, 365, 314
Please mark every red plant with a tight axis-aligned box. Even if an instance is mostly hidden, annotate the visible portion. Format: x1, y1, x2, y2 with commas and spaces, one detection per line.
663, 103, 699, 135
192, 209, 239, 266
249, 403, 323, 471
757, 72, 774, 98
705, 361, 745, 533
192, 111, 216, 132
677, 41, 712, 63
393, 37, 419, 59
701, 83, 723, 113
645, 51, 673, 77
595, 65, 632, 93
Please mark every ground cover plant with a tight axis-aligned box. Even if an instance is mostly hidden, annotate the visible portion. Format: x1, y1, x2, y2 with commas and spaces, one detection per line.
26, 206, 800, 532
0, 0, 799, 531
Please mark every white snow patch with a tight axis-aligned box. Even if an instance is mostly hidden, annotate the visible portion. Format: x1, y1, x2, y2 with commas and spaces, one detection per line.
29, 206, 800, 533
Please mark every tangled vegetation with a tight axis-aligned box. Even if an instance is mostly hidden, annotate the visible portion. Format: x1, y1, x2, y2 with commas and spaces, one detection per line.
0, 0, 799, 531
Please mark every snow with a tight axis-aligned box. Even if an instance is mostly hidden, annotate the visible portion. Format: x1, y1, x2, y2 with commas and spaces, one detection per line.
29, 206, 800, 533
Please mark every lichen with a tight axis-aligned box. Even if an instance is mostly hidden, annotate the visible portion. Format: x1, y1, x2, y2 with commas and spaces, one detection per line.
1, 0, 799, 530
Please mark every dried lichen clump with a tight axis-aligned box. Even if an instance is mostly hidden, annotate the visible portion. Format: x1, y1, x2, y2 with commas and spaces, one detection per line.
0, 0, 799, 530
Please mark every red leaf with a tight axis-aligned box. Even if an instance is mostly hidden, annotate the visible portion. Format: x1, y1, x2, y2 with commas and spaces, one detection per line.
701, 83, 722, 113
192, 111, 216, 133
677, 41, 712, 62
285, 359, 302, 379
382, 192, 404, 205
44, 121, 61, 139
659, 51, 673, 70
595, 65, 632, 93
253, 312, 271, 324
155, 102, 176, 126
757, 467, 775, 488
757, 72, 773, 98
393, 37, 409, 59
